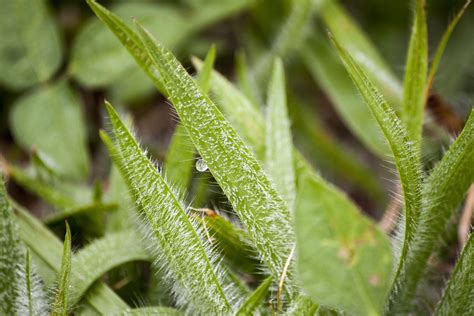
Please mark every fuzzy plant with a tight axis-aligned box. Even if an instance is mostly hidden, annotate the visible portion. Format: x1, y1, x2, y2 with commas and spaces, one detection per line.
1, 0, 473, 315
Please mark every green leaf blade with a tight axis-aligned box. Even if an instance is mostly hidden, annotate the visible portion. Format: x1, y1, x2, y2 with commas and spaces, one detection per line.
68, 230, 149, 308
296, 174, 393, 316
401, 0, 428, 145
0, 178, 23, 315
51, 222, 72, 316
265, 58, 295, 210
135, 23, 294, 286
236, 276, 273, 315
104, 103, 233, 314
435, 234, 474, 316
389, 109, 474, 311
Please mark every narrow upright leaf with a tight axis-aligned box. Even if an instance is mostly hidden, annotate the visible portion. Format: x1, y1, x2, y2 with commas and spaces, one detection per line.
265, 58, 295, 210
196, 44, 216, 94
296, 174, 393, 316
401, 0, 428, 145
135, 23, 294, 287
435, 234, 473, 315
389, 110, 474, 311
104, 103, 234, 314
236, 276, 273, 315
51, 222, 72, 316
330, 34, 422, 266
0, 177, 23, 315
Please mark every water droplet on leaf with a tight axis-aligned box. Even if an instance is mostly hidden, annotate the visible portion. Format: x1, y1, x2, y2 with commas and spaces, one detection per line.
195, 158, 208, 172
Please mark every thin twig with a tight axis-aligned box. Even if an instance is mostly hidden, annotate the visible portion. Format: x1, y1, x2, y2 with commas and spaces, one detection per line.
277, 245, 296, 312
458, 184, 474, 247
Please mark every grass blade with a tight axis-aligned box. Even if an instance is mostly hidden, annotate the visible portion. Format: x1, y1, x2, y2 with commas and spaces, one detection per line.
296, 173, 393, 315
104, 103, 234, 313
68, 230, 150, 308
401, 0, 428, 145
329, 33, 423, 275
135, 22, 294, 289
389, 109, 474, 311
236, 276, 273, 315
51, 223, 72, 316
285, 294, 319, 316
265, 58, 295, 210
435, 234, 473, 315
0, 178, 23, 315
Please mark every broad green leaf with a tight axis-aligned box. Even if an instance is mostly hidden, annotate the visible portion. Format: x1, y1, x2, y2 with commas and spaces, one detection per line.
425, 0, 471, 92
51, 223, 71, 316
401, 0, 428, 146
134, 22, 294, 288
265, 58, 295, 210
301, 33, 389, 157
114, 307, 183, 316
435, 234, 473, 316
236, 276, 273, 315
0, 177, 23, 315
74, 0, 252, 88
320, 1, 402, 106
9, 81, 89, 180
192, 58, 266, 160
388, 109, 474, 312
68, 230, 150, 308
330, 34, 422, 284
0, 0, 62, 90
103, 104, 234, 314
13, 203, 129, 314
296, 173, 393, 316
15, 250, 48, 316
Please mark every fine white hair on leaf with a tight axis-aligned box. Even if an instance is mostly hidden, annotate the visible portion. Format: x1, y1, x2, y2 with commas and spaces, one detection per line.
103, 103, 239, 314
14, 251, 49, 316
